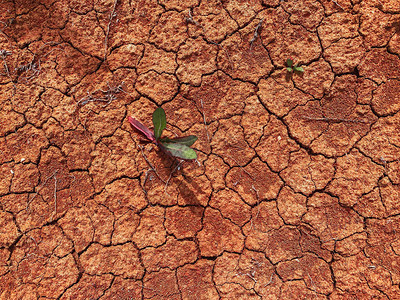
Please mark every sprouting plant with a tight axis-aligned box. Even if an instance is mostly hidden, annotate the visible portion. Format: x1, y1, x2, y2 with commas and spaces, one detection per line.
128, 108, 198, 160
286, 59, 304, 74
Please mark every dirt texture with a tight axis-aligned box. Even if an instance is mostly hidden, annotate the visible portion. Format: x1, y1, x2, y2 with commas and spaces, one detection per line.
1, 0, 400, 299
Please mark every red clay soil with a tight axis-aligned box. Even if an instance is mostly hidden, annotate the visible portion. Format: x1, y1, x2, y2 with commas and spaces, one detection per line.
1, 0, 400, 299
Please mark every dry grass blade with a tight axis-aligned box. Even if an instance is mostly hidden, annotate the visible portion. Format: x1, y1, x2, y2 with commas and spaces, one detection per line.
77, 82, 126, 107
250, 18, 263, 50
104, 0, 119, 60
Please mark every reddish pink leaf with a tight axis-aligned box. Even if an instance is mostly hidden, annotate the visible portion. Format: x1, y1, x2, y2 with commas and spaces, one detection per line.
128, 116, 156, 142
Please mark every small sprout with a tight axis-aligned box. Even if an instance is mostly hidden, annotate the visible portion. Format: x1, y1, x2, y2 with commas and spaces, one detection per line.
286, 59, 304, 74
128, 108, 198, 160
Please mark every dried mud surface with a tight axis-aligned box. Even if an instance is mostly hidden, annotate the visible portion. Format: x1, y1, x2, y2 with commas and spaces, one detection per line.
1, 0, 400, 299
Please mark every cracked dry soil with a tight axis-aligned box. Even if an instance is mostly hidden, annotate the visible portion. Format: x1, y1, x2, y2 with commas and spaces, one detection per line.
1, 0, 400, 299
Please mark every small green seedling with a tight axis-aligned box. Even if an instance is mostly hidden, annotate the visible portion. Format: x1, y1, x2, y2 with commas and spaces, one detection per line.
128, 108, 198, 160
286, 59, 304, 74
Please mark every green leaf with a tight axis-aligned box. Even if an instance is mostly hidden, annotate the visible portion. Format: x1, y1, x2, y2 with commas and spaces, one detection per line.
286, 67, 293, 72
162, 142, 197, 160
160, 135, 198, 147
152, 107, 166, 140
294, 66, 304, 73
286, 59, 293, 67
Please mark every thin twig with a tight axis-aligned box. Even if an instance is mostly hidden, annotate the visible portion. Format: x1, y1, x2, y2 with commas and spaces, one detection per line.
186, 8, 200, 26
200, 98, 210, 144
142, 168, 152, 193
227, 154, 254, 180
77, 82, 126, 107
331, 0, 344, 10
251, 184, 260, 200
263, 272, 274, 287
307, 273, 317, 294
140, 145, 185, 195
26, 170, 59, 212
0, 49, 16, 93
0, 20, 13, 47
164, 161, 182, 195
139, 145, 166, 184
16, 42, 63, 82
15, 59, 41, 80
307, 162, 317, 191
235, 270, 258, 283
104, 0, 118, 61
250, 18, 263, 50
0, 49, 12, 77
25, 233, 39, 248
51, 171, 58, 220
